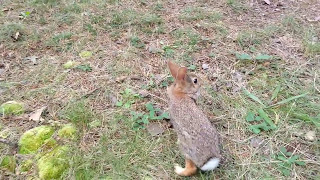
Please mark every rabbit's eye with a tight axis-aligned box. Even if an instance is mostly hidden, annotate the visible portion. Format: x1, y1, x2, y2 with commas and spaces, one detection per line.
193, 78, 197, 84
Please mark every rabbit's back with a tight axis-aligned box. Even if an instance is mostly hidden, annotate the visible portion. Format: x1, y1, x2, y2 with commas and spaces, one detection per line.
169, 97, 221, 167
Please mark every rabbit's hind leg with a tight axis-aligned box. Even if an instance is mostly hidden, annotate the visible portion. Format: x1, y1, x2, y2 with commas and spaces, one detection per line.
174, 158, 197, 176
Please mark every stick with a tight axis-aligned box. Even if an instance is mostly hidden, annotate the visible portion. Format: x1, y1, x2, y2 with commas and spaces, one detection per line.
0, 138, 18, 148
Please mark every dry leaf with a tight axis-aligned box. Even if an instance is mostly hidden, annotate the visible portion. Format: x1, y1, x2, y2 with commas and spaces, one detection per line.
263, 0, 271, 5
115, 76, 127, 83
138, 89, 150, 98
24, 56, 38, 65
0, 64, 4, 75
202, 64, 209, 70
14, 32, 20, 40
305, 131, 316, 141
29, 106, 47, 121
307, 16, 320, 22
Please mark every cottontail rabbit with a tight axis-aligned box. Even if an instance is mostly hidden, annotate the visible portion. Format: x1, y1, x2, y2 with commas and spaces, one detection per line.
167, 61, 221, 176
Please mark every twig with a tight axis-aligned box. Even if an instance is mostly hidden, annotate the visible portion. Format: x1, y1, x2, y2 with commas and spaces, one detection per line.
0, 138, 18, 148
147, 92, 168, 103
314, 72, 320, 93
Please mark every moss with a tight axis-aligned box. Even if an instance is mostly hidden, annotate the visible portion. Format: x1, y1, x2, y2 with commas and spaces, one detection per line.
19, 126, 55, 154
79, 51, 92, 58
63, 61, 78, 69
0, 156, 16, 172
58, 124, 77, 139
37, 146, 69, 180
20, 159, 33, 172
0, 101, 24, 115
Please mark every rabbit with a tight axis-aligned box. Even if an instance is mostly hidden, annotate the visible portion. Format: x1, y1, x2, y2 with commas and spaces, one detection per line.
167, 61, 221, 176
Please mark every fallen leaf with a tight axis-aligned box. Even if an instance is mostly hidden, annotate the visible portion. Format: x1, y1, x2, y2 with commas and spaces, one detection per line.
307, 16, 320, 22
24, 56, 38, 65
305, 131, 316, 141
236, 53, 252, 60
202, 64, 209, 70
12, 32, 20, 41
2, 8, 12, 12
115, 76, 127, 83
138, 89, 150, 98
263, 0, 271, 5
250, 137, 263, 148
130, 76, 141, 80
146, 122, 165, 136
255, 54, 273, 60
29, 106, 47, 121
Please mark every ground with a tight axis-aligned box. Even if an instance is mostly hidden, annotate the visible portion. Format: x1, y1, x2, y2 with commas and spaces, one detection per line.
0, 0, 319, 179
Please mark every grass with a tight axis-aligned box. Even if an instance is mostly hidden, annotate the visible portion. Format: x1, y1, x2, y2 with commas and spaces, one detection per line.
0, 23, 25, 42
0, 0, 319, 179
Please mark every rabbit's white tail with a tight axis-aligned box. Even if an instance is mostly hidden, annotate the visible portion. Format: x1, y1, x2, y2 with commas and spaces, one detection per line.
200, 158, 220, 171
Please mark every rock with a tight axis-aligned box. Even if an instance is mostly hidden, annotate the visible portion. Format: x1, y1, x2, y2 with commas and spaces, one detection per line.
202, 63, 209, 70
146, 122, 165, 136
305, 131, 316, 141
250, 137, 263, 148
109, 95, 118, 106
148, 45, 159, 54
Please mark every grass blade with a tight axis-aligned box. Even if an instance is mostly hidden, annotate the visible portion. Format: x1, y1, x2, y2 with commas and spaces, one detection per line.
258, 109, 277, 129
269, 93, 308, 107
243, 88, 266, 107
270, 85, 281, 101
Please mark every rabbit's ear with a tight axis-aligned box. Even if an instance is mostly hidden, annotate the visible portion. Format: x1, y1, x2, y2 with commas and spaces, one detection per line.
168, 61, 187, 81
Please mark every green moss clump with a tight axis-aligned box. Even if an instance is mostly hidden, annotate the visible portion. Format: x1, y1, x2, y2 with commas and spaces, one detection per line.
37, 146, 69, 180
19, 126, 55, 154
63, 61, 78, 69
20, 159, 33, 172
58, 124, 77, 139
0, 156, 16, 172
0, 101, 24, 115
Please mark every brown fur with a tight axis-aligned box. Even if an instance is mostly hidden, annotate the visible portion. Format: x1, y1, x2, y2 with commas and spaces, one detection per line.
167, 61, 221, 176
176, 159, 197, 176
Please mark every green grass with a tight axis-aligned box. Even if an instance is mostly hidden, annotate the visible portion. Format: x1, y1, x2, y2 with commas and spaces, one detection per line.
180, 7, 222, 23
0, 0, 319, 179
0, 23, 25, 42
226, 0, 248, 13
61, 100, 95, 128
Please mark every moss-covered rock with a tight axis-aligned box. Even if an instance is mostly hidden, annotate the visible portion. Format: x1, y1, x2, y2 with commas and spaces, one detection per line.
19, 126, 55, 154
0, 155, 16, 172
20, 159, 33, 172
0, 101, 24, 115
58, 124, 77, 139
37, 146, 69, 180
